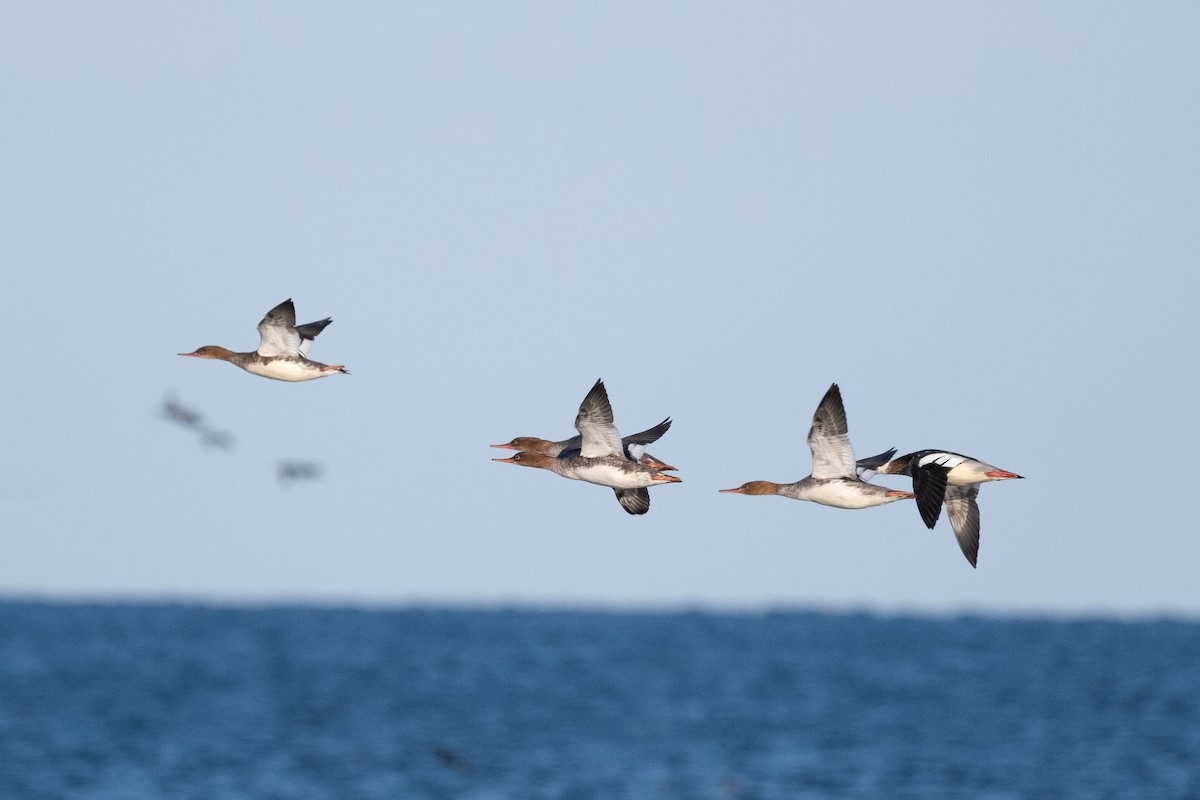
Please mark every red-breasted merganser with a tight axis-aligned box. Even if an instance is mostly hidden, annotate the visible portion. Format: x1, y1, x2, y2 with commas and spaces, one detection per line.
492, 451, 676, 515
493, 379, 680, 515
719, 383, 913, 509
876, 450, 1023, 567
491, 417, 675, 470
179, 299, 347, 382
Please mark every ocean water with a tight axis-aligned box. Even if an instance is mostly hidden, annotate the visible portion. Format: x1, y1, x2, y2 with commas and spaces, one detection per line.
0, 602, 1197, 799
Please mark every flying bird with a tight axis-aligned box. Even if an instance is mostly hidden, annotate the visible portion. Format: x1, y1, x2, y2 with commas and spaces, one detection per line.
491, 417, 675, 470
876, 450, 1024, 567
179, 298, 347, 382
493, 379, 680, 515
719, 383, 913, 509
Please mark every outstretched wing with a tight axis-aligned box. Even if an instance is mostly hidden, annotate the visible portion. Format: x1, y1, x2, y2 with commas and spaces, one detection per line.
256, 299, 302, 357
613, 488, 650, 515
807, 383, 856, 480
944, 484, 981, 568
575, 379, 624, 458
623, 417, 672, 447
294, 317, 332, 357
855, 448, 897, 482
622, 417, 673, 463
913, 461, 950, 529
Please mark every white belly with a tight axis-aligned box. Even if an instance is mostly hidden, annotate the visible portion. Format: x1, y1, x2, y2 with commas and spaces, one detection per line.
243, 359, 326, 382
574, 462, 654, 489
803, 480, 893, 509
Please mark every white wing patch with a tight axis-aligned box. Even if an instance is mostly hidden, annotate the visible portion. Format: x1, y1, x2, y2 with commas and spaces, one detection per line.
257, 321, 301, 357
917, 452, 968, 470
577, 416, 624, 458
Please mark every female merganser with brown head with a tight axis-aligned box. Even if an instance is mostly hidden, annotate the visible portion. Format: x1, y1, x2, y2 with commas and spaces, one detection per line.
492, 450, 678, 515
491, 417, 676, 470
876, 450, 1023, 567
179, 299, 347, 382
493, 379, 681, 515
719, 383, 913, 509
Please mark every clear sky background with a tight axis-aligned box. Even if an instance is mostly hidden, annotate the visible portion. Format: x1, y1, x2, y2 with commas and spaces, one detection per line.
3, 3, 1197, 616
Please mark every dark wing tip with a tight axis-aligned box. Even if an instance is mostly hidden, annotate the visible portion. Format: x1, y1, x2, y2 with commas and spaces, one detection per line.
263, 298, 298, 326
958, 531, 979, 568
912, 463, 949, 529
577, 378, 614, 424
855, 448, 898, 471
821, 382, 842, 407
810, 382, 849, 438
295, 317, 333, 340
614, 488, 650, 515
945, 487, 981, 568
625, 417, 673, 446
582, 378, 607, 402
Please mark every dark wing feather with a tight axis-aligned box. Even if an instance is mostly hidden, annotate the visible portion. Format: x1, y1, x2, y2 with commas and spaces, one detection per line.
295, 317, 332, 357
575, 379, 623, 457
913, 462, 950, 529
622, 418, 672, 447
614, 488, 650, 515
808, 383, 856, 479
945, 485, 981, 568
856, 448, 897, 472
855, 448, 897, 481
622, 418, 673, 464
261, 299, 297, 329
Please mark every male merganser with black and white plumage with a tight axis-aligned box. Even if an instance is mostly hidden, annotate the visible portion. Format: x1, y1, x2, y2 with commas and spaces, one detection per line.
493, 379, 680, 515
876, 450, 1023, 567
491, 417, 676, 470
719, 383, 914, 509
178, 299, 347, 382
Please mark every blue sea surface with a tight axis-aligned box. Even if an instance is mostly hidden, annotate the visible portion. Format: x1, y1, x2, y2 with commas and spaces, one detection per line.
0, 601, 1197, 799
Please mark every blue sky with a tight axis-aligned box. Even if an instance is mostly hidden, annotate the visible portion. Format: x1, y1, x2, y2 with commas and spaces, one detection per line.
3, 3, 1197, 616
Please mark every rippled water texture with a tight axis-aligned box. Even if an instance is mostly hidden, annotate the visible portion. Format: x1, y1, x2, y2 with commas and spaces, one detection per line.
1, 602, 1197, 799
